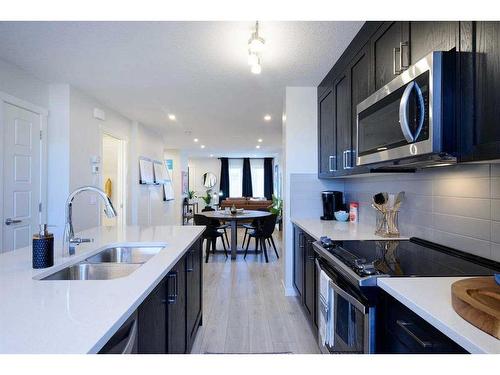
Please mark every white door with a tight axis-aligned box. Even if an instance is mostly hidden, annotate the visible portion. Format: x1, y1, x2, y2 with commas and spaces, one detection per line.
2, 102, 41, 252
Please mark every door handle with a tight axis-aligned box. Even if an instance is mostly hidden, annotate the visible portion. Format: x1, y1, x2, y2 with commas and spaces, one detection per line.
5, 218, 22, 225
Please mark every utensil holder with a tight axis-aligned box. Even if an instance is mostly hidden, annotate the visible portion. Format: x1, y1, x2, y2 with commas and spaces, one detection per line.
375, 209, 400, 237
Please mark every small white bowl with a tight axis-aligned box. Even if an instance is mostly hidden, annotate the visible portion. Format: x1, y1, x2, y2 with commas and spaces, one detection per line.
334, 211, 349, 222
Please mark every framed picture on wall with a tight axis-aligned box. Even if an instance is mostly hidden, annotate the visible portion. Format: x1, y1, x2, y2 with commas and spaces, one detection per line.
153, 160, 168, 184
139, 157, 154, 184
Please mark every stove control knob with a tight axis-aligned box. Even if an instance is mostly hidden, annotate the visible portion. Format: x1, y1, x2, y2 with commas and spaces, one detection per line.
354, 258, 367, 270
362, 267, 377, 275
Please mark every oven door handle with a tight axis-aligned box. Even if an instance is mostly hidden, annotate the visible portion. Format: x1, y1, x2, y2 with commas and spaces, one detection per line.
329, 279, 367, 314
399, 81, 425, 143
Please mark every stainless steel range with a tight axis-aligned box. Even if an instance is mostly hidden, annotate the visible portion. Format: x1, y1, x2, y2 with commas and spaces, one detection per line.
313, 236, 499, 354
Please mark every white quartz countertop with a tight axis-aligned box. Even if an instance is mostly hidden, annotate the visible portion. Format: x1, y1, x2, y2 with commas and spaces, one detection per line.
378, 277, 500, 354
0, 225, 205, 354
291, 218, 408, 241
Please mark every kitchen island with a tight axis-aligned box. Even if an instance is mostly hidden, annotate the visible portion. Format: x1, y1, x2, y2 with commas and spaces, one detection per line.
0, 225, 205, 354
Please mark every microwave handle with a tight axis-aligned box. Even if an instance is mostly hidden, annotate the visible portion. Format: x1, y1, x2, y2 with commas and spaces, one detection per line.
399, 81, 425, 143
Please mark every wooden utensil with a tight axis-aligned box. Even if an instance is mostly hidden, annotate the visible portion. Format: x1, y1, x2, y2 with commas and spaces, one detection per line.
451, 277, 500, 339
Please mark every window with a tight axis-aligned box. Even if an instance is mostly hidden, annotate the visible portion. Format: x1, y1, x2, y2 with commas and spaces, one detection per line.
228, 158, 243, 197
250, 159, 264, 198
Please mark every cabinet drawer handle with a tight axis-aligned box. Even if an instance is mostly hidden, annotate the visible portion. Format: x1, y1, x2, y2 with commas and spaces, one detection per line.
167, 272, 178, 304
328, 155, 337, 172
396, 320, 433, 348
393, 47, 401, 75
299, 233, 305, 248
400, 41, 409, 71
186, 251, 194, 272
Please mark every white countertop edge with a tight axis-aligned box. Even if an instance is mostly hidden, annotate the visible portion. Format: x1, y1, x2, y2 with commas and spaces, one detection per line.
86, 233, 204, 354
377, 278, 497, 354
291, 217, 408, 241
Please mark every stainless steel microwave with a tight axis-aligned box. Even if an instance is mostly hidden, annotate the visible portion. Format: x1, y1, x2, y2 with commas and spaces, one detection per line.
356, 51, 457, 168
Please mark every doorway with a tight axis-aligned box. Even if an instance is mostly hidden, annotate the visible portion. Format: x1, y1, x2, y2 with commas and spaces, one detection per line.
101, 133, 126, 227
1, 99, 46, 252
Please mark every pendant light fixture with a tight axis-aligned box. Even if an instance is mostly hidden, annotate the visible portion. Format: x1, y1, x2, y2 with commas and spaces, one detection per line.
248, 21, 265, 74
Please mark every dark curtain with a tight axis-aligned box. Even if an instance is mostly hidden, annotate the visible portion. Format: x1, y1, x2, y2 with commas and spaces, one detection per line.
264, 157, 274, 200
242, 158, 253, 197
219, 158, 229, 200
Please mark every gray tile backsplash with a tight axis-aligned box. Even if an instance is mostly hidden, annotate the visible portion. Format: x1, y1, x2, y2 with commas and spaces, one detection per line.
290, 173, 344, 219
342, 164, 500, 261
289, 166, 500, 261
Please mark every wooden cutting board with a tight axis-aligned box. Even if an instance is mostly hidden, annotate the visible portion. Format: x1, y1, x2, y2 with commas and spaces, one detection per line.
451, 277, 500, 339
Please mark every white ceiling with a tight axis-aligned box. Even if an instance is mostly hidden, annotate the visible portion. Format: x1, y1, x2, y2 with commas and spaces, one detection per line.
0, 21, 363, 157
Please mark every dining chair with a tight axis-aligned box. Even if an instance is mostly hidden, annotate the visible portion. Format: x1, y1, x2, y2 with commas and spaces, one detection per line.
194, 214, 228, 262
242, 207, 270, 249
244, 213, 278, 263
201, 206, 230, 249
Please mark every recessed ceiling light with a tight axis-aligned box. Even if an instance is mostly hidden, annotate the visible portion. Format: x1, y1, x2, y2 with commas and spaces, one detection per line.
210, 154, 214, 157
264, 114, 271, 121
201, 145, 205, 149
258, 138, 263, 143
168, 114, 176, 121
193, 138, 199, 142
256, 145, 261, 149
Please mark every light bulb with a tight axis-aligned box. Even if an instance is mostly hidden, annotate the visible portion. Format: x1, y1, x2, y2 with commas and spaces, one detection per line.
251, 63, 262, 75
248, 37, 265, 54
248, 52, 259, 66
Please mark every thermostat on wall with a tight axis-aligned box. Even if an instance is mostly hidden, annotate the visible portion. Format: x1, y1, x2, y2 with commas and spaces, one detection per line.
93, 108, 106, 121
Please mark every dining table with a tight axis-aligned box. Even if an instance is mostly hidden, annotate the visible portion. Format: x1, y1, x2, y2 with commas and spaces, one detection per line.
199, 209, 271, 259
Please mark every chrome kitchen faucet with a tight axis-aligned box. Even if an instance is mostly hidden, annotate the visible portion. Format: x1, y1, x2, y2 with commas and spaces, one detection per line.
64, 186, 117, 256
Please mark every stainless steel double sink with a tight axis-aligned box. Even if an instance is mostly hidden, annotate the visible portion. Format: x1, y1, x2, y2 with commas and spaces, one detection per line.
41, 246, 164, 281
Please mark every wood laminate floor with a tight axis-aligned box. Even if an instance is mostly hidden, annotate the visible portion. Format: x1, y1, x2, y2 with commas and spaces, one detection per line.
190, 229, 320, 354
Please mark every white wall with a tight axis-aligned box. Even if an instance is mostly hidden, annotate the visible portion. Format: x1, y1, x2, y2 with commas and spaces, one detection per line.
131, 122, 169, 226
0, 57, 181, 249
47, 84, 71, 234
0, 58, 48, 109
68, 87, 134, 232
188, 157, 221, 209
162, 149, 187, 225
282, 87, 319, 295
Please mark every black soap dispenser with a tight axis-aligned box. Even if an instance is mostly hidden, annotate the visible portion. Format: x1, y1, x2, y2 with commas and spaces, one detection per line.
32, 224, 54, 269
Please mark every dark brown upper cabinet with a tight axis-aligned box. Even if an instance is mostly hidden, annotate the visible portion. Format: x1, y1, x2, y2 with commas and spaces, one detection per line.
459, 21, 500, 162
406, 22, 458, 64
318, 88, 337, 178
371, 22, 458, 91
371, 22, 405, 90
334, 72, 351, 173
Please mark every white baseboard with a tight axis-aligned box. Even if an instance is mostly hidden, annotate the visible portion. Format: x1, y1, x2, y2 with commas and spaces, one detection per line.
284, 286, 298, 297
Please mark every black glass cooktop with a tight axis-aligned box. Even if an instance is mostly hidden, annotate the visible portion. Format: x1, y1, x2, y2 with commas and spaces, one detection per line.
326, 238, 500, 277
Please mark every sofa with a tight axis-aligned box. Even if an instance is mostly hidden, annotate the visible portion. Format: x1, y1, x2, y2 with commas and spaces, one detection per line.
220, 197, 272, 210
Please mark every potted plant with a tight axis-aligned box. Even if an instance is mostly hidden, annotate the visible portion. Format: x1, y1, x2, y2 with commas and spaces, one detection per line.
200, 190, 212, 207
187, 190, 196, 204
270, 194, 283, 230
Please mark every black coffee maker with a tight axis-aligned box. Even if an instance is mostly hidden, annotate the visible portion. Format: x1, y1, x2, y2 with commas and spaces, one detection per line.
321, 191, 343, 220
